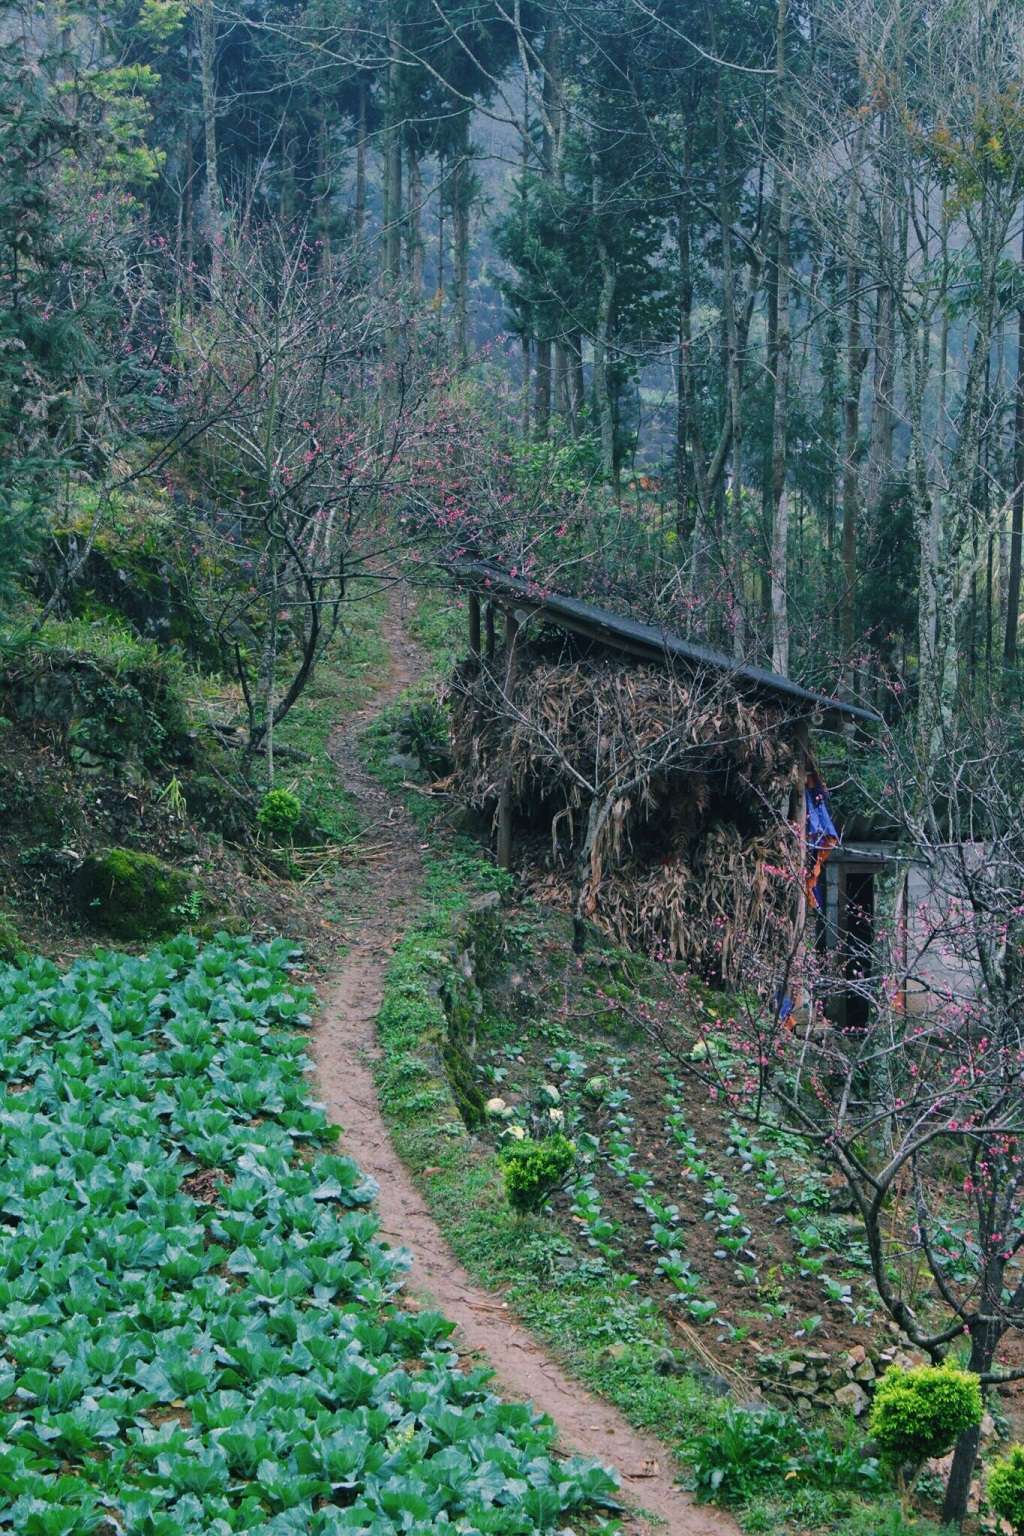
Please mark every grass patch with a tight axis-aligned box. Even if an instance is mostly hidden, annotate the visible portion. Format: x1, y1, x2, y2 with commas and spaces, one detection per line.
406, 583, 467, 677
274, 588, 389, 847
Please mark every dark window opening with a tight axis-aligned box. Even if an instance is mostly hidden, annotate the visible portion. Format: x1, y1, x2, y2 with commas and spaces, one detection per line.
843, 870, 875, 1028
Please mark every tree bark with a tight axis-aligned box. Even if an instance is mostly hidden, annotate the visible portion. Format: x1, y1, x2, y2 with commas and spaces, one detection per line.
521, 335, 531, 437
865, 118, 895, 531
590, 137, 616, 482
941, 1317, 1001, 1527
354, 80, 367, 243
384, 15, 403, 283
1004, 220, 1024, 668
452, 116, 471, 366
715, 68, 743, 651
675, 184, 695, 551
406, 143, 424, 293
199, 0, 223, 294
842, 127, 867, 696
769, 1, 792, 676
534, 340, 551, 437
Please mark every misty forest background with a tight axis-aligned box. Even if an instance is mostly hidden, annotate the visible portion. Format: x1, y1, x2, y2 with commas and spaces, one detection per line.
4, 0, 1024, 775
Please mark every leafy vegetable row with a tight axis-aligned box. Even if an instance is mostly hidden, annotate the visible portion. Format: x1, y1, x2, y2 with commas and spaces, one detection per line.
0, 936, 620, 1536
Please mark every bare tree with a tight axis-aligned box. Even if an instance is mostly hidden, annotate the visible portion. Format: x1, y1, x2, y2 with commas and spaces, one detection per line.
176, 226, 453, 775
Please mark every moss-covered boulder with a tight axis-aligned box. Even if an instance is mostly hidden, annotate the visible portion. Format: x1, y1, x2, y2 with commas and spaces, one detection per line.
75, 847, 196, 939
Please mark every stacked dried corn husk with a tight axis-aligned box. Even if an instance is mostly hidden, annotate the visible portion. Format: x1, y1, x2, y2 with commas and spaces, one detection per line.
450, 648, 800, 982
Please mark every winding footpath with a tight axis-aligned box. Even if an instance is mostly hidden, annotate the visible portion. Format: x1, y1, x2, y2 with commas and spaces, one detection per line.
313, 590, 738, 1536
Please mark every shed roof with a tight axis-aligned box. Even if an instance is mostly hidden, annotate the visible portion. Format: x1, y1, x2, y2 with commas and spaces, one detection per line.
450, 559, 880, 727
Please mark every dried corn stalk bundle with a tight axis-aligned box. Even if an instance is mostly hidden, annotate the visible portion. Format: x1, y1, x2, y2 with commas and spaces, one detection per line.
450, 646, 801, 982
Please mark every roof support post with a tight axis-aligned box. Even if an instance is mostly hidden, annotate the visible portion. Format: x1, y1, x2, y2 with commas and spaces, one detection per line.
496, 609, 520, 870
790, 719, 810, 1019
468, 591, 481, 656
484, 602, 496, 660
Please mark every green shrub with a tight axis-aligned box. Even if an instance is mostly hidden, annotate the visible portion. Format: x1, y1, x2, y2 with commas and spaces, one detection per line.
75, 847, 196, 939
499, 1133, 575, 1213
988, 1445, 1024, 1532
688, 1406, 882, 1507
395, 699, 451, 777
0, 913, 21, 964
868, 1364, 982, 1468
688, 1406, 808, 1504
257, 787, 303, 840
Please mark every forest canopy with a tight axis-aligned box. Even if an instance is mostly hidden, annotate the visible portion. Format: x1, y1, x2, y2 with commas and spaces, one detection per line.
2, 0, 1023, 766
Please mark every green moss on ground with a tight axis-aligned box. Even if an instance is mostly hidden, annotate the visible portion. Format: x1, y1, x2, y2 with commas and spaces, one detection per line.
75, 847, 198, 939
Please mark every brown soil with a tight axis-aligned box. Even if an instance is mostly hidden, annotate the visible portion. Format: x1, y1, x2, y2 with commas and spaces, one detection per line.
313, 588, 738, 1536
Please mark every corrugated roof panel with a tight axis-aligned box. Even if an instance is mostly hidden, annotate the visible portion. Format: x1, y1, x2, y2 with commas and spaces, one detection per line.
449, 559, 880, 726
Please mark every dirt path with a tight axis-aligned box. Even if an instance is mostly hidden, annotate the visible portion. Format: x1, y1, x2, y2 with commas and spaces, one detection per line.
314, 591, 738, 1536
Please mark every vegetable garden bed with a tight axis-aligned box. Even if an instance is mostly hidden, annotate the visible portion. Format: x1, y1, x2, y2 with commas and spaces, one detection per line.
473, 919, 918, 1405
0, 934, 620, 1535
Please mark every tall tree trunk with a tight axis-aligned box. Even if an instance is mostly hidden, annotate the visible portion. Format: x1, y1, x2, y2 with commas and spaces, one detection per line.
406, 143, 423, 293
199, 0, 223, 294
842, 127, 867, 696
942, 1313, 1001, 1527
384, 15, 403, 283
436, 152, 446, 301
716, 72, 743, 655
675, 170, 695, 551
769, 4, 792, 675
866, 120, 895, 529
259, 554, 279, 788
451, 115, 471, 366
279, 120, 297, 227
532, 21, 562, 437
354, 80, 367, 242
769, 0, 792, 676
316, 109, 332, 268
553, 343, 568, 419
1004, 219, 1024, 669
534, 340, 551, 436
590, 134, 616, 481
183, 85, 194, 291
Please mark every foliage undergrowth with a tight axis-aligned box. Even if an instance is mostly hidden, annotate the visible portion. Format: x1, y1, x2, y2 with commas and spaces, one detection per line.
274, 589, 388, 847
500, 1134, 576, 1213
0, 614, 194, 770
0, 931, 621, 1534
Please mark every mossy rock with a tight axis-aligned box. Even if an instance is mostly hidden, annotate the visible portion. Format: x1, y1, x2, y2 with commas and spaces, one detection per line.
442, 1036, 487, 1130
1, 624, 193, 770
75, 847, 196, 939
191, 914, 249, 942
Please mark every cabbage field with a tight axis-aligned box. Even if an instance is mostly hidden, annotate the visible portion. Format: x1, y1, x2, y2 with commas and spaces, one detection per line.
0, 935, 620, 1535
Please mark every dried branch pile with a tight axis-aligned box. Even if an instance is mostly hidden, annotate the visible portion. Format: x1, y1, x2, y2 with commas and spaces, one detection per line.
450, 647, 801, 980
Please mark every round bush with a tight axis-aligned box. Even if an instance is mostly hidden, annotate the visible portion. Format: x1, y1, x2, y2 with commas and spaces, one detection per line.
499, 1134, 575, 1214
868, 1364, 982, 1467
989, 1445, 1024, 1533
257, 788, 303, 840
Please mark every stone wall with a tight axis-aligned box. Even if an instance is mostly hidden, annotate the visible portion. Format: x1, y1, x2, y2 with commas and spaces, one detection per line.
757, 1330, 927, 1418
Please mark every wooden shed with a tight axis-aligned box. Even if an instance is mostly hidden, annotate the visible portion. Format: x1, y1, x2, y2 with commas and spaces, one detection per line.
449, 560, 878, 980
